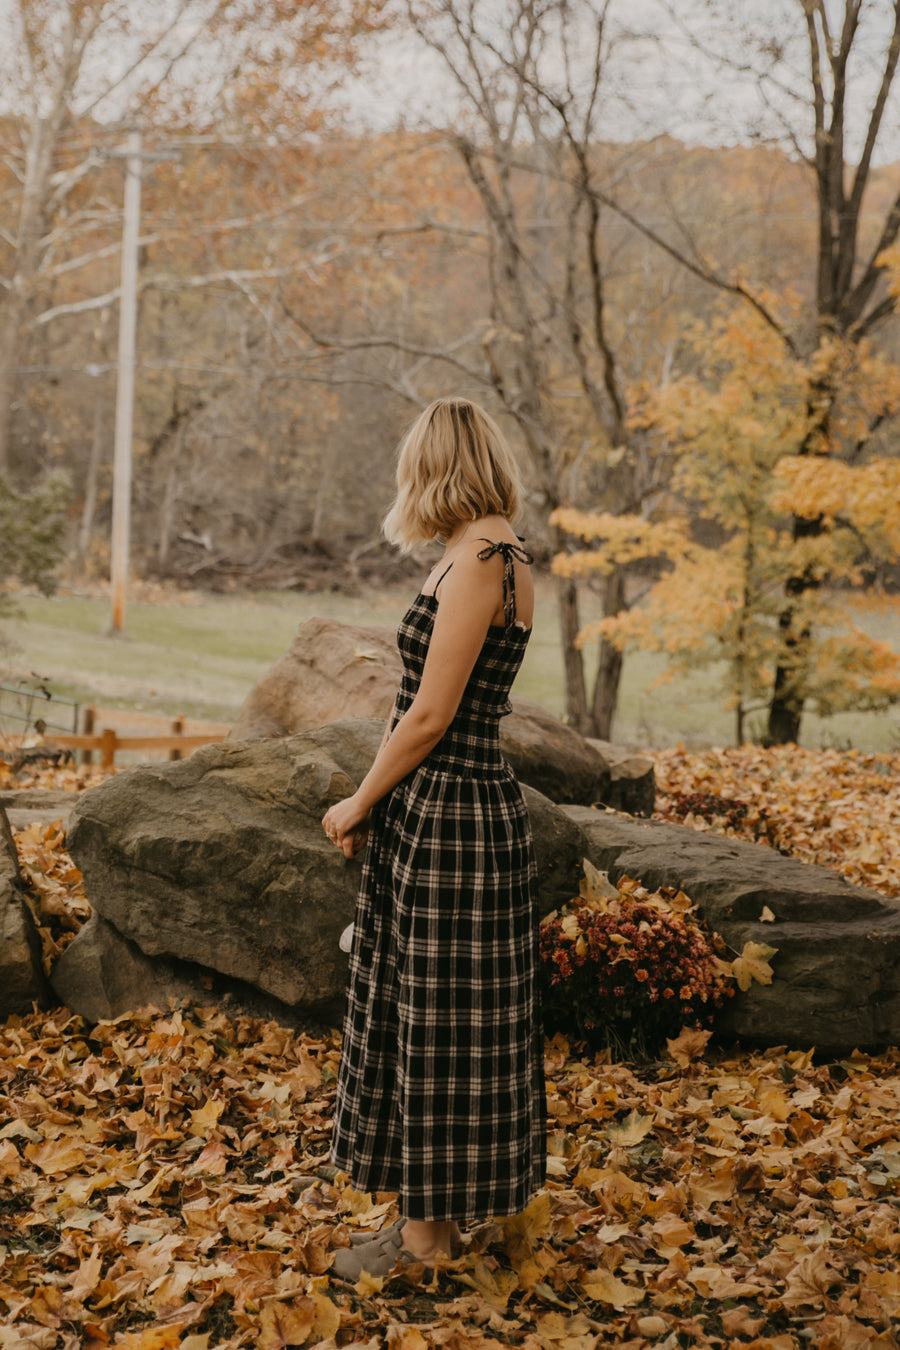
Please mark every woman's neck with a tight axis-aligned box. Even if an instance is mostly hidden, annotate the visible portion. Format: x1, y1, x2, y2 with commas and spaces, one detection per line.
443, 515, 508, 551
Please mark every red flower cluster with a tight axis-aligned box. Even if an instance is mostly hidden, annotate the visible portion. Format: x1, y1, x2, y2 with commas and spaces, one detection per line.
539, 882, 735, 1058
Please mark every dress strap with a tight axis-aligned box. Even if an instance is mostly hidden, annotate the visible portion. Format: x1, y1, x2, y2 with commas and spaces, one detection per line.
430, 559, 455, 596
477, 539, 534, 629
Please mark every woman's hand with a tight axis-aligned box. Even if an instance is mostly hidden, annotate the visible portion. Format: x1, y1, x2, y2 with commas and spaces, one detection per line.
322, 794, 371, 859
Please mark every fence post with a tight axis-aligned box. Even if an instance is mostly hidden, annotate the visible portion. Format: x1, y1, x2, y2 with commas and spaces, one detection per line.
170, 713, 185, 761
82, 706, 96, 766
101, 727, 117, 770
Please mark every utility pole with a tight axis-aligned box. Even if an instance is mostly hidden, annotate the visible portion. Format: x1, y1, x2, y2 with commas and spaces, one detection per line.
109, 128, 142, 635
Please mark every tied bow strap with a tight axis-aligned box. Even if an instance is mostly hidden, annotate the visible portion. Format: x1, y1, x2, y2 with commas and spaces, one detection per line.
476, 539, 534, 629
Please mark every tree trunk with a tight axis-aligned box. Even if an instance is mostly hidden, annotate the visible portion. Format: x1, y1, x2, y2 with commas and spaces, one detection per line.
76, 309, 112, 564
557, 575, 591, 734
765, 371, 831, 745
0, 120, 52, 473
157, 427, 184, 572
77, 382, 106, 563
590, 566, 626, 740
0, 15, 80, 474
765, 586, 810, 745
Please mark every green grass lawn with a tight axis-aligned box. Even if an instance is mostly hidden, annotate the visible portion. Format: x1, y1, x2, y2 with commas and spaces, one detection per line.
5, 582, 900, 751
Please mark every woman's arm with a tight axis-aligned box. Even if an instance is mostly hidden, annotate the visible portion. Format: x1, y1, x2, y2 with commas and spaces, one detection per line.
322, 546, 503, 856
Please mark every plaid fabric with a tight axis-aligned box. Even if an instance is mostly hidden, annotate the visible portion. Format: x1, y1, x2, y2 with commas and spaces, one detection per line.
331, 561, 546, 1223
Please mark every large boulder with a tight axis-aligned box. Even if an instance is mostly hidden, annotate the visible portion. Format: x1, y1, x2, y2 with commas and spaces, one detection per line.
230, 617, 399, 741
58, 719, 584, 1023
564, 806, 900, 1052
50, 912, 202, 1025
52, 726, 900, 1050
586, 740, 656, 818
0, 806, 50, 1017
228, 614, 654, 813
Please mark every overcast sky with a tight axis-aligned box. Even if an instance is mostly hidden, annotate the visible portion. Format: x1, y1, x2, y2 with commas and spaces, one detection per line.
338, 0, 900, 165
3, 0, 900, 165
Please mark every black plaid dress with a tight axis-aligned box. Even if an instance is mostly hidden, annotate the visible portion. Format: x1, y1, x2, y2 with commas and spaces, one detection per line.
330, 542, 546, 1223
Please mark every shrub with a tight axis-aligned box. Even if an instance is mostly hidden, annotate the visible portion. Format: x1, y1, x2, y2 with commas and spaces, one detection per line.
539, 862, 736, 1059
0, 469, 70, 619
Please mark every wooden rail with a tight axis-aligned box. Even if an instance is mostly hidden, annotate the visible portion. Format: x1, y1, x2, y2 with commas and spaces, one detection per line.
52, 729, 227, 768
3, 705, 231, 769
38, 707, 230, 769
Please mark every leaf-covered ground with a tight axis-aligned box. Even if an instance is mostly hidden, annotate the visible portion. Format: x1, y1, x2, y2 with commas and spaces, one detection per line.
2, 750, 900, 1347
1, 1006, 899, 1349
654, 744, 900, 899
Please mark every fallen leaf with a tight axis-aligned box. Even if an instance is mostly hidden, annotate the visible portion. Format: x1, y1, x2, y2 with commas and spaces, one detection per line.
666, 1026, 713, 1066
581, 1268, 644, 1308
606, 1110, 654, 1147
780, 1246, 841, 1310
258, 1297, 316, 1349
732, 940, 778, 991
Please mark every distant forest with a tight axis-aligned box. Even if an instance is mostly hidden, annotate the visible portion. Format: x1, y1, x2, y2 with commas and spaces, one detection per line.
8, 126, 896, 591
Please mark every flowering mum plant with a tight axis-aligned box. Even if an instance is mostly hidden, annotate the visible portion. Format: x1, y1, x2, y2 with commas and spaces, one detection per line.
539, 861, 742, 1059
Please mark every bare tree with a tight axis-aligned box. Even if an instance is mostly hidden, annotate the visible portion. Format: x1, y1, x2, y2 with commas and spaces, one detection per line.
311, 0, 680, 736
0, 0, 386, 476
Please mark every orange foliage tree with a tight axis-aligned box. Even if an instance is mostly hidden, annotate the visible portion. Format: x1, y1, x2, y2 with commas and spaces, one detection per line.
553, 307, 900, 745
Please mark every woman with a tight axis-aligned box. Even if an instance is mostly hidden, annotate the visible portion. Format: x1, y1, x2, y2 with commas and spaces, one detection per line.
322, 397, 546, 1279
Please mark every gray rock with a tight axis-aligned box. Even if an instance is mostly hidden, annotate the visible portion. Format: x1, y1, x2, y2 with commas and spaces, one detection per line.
50, 912, 200, 1022
0, 789, 80, 832
65, 720, 383, 1015
522, 784, 589, 915
50, 912, 335, 1029
230, 616, 399, 742
585, 740, 656, 817
499, 698, 645, 809
59, 721, 587, 1023
51, 725, 900, 1051
563, 806, 900, 1052
0, 805, 50, 1016
228, 614, 653, 812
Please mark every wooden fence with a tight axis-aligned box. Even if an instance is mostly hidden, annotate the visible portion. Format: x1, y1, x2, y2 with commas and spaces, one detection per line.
49, 709, 229, 768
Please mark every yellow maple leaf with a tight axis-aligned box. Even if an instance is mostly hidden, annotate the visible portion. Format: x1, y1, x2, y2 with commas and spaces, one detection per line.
0, 1140, 21, 1181
502, 1191, 551, 1246
354, 1268, 386, 1297
581, 1268, 644, 1308
732, 940, 778, 991
386, 1327, 429, 1350
311, 1291, 340, 1341
688, 1161, 735, 1207
454, 1256, 519, 1311
189, 1098, 225, 1138
666, 1026, 713, 1066
24, 1137, 87, 1176
69, 1242, 104, 1302
606, 1110, 654, 1147
652, 1213, 695, 1248
115, 1328, 182, 1350
258, 1296, 316, 1349
579, 858, 619, 904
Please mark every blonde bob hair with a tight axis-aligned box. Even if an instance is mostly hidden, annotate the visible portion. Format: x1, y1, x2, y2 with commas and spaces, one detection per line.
383, 398, 523, 550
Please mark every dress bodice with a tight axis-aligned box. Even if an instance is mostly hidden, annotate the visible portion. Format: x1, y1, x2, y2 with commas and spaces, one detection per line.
391, 579, 530, 777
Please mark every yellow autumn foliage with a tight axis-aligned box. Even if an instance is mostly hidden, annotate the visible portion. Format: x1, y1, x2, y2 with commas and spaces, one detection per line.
552, 303, 900, 726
